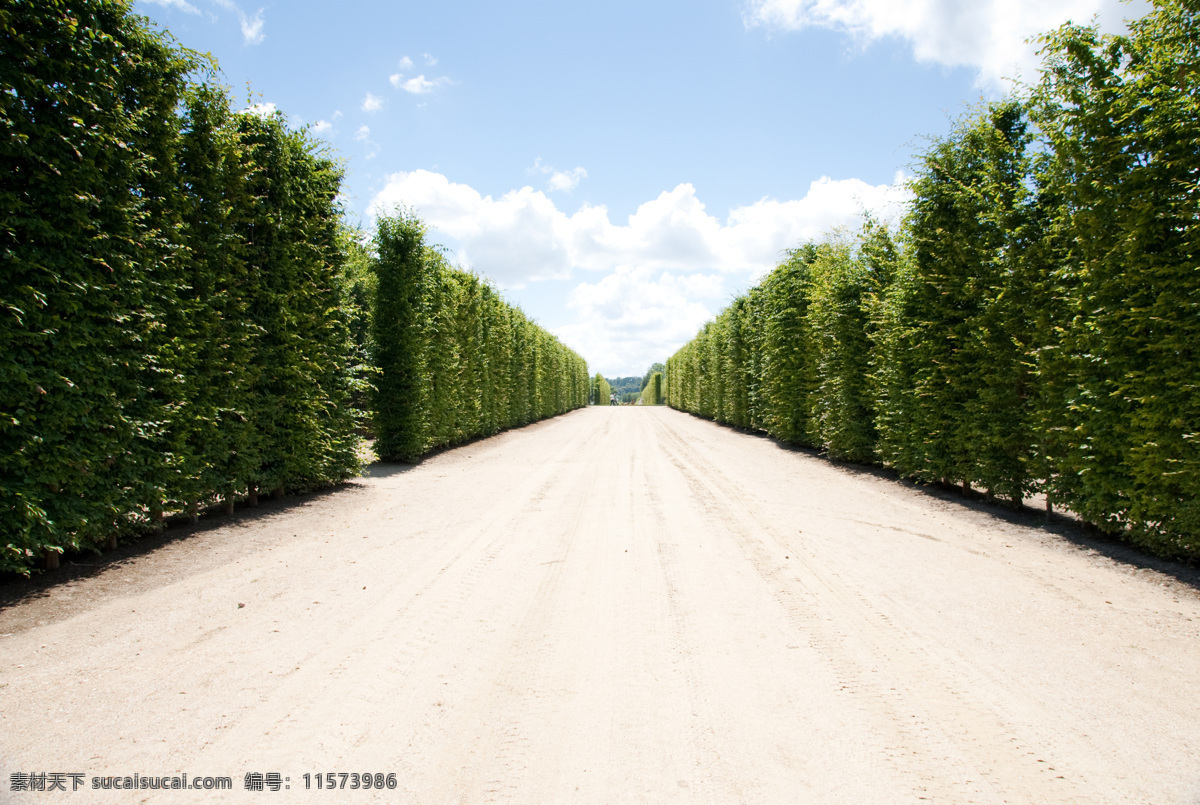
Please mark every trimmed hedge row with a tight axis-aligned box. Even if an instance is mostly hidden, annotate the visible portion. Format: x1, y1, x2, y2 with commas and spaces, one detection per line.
591, 374, 613, 406
1, 2, 362, 574
371, 212, 588, 461
640, 373, 664, 405
667, 1, 1200, 563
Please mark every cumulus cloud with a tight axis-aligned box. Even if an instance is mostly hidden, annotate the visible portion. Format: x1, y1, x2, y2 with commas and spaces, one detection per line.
557, 267, 726, 376
369, 169, 909, 286
369, 170, 910, 374
311, 119, 332, 134
743, 0, 1149, 88
354, 125, 371, 141
237, 9, 264, 44
361, 92, 384, 112
389, 54, 454, 96
212, 0, 265, 45
531, 159, 588, 193
549, 168, 587, 193
397, 74, 454, 95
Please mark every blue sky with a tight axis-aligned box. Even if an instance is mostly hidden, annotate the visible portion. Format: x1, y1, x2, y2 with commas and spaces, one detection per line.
135, 0, 1145, 376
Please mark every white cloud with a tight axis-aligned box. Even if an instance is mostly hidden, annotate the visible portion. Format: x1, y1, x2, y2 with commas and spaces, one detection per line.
423, 52, 438, 66
371, 171, 573, 285
557, 267, 725, 376
238, 9, 264, 44
398, 56, 414, 70
355, 126, 378, 159
311, 119, 332, 134
332, 110, 343, 121
362, 92, 384, 112
548, 168, 587, 193
531, 159, 588, 193
369, 170, 908, 285
141, 0, 200, 13
389, 73, 403, 89
369, 171, 910, 375
212, 0, 265, 45
398, 74, 454, 95
241, 101, 277, 118
743, 0, 1150, 89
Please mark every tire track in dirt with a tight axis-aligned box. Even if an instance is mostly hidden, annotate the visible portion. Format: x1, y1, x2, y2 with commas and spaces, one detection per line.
653, 418, 1087, 802
3, 407, 1199, 803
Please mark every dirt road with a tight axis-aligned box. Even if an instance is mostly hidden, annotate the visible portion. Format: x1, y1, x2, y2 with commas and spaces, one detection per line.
2, 406, 1199, 803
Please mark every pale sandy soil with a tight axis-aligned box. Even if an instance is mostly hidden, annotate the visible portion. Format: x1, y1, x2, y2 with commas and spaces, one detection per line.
2, 406, 1199, 803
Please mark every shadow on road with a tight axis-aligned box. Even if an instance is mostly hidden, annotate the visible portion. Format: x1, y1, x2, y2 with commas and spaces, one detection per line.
0, 471, 400, 612
691, 411, 1200, 593
362, 460, 421, 478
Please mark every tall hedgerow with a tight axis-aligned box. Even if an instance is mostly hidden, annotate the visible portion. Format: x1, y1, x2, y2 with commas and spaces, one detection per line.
235, 109, 362, 495
667, 1, 1200, 562
371, 212, 429, 461
640, 373, 663, 405
1, 1, 364, 574
760, 247, 817, 445
1, 0, 196, 569
371, 210, 588, 459
892, 101, 1039, 501
592, 374, 612, 406
1031, 2, 1200, 556
667, 225, 885, 458
807, 237, 877, 463
172, 82, 258, 517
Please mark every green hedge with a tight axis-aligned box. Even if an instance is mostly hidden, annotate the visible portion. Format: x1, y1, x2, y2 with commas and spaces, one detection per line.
640, 372, 663, 405
591, 374, 612, 406
1, 2, 362, 574
371, 211, 588, 461
1030, 2, 1200, 557
882, 101, 1038, 502
667, 1, 1200, 562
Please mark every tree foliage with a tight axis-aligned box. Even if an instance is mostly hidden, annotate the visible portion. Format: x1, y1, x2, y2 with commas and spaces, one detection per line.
591, 374, 612, 406
1030, 0, 1200, 555
1, 1, 362, 574
668, 1, 1200, 561
640, 372, 664, 405
887, 101, 1040, 500
371, 210, 589, 461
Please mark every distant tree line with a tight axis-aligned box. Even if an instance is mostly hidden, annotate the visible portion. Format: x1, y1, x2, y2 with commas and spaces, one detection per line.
667, 1, 1200, 563
606, 376, 643, 401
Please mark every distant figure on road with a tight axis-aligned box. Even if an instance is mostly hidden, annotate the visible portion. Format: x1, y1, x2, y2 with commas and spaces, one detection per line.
610, 393, 617, 405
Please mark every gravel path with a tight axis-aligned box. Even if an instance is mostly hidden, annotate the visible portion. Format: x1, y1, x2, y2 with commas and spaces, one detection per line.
2, 406, 1199, 803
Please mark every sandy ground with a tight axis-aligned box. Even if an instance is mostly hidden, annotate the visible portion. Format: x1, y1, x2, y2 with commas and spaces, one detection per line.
2, 406, 1200, 803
